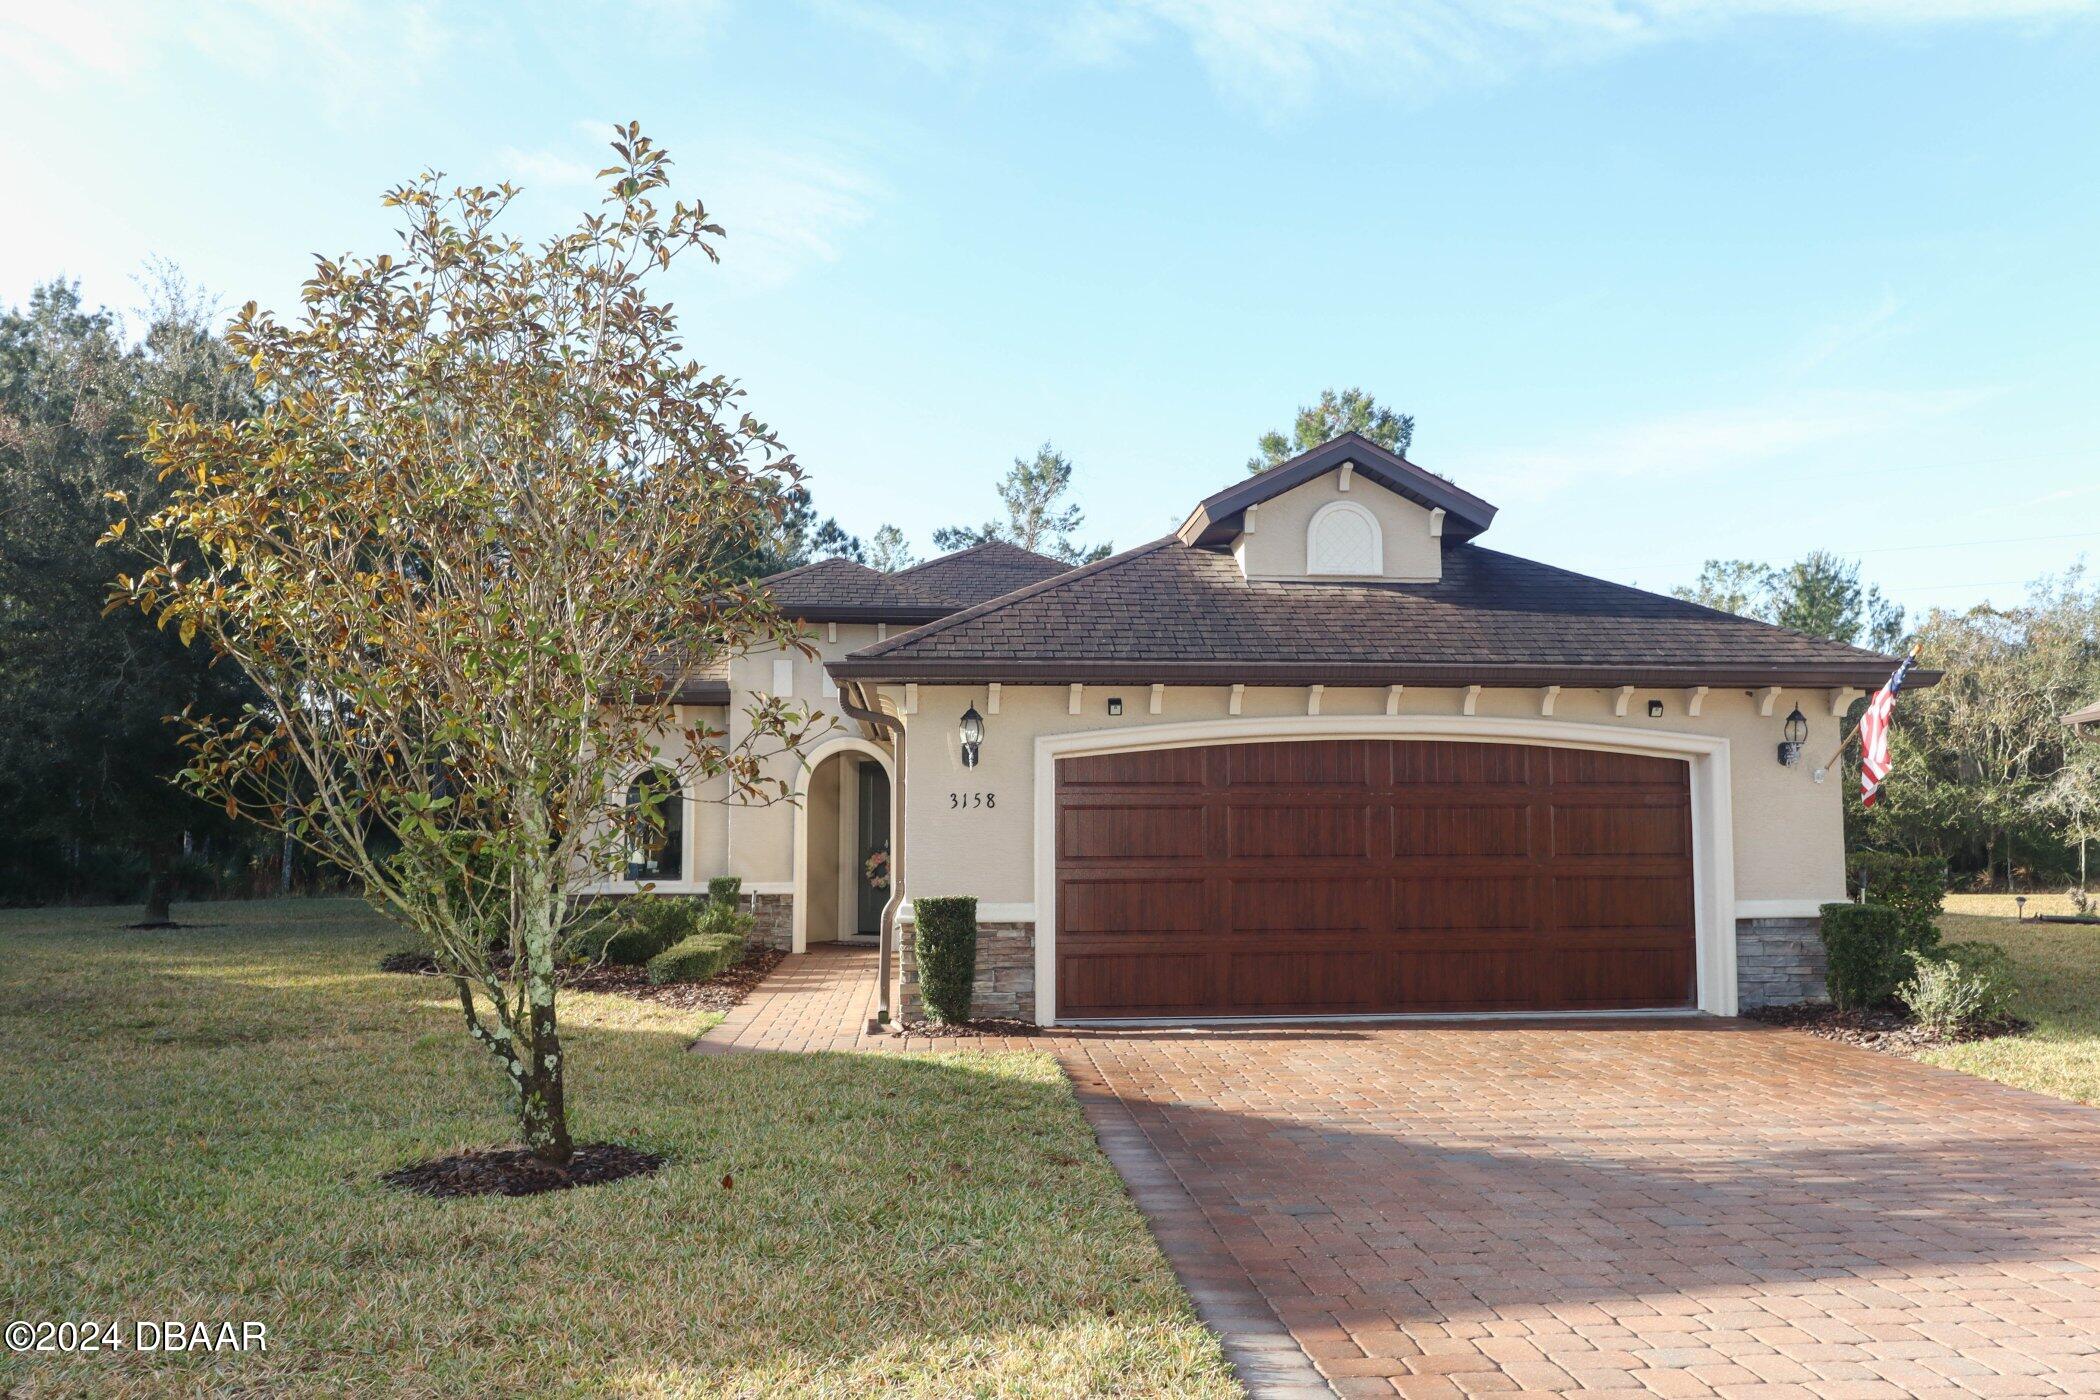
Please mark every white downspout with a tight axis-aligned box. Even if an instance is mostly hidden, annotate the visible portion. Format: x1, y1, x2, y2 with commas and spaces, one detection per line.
837, 679, 905, 1033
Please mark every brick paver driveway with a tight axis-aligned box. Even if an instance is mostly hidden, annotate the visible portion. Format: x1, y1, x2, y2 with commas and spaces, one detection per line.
1059, 1020, 2100, 1398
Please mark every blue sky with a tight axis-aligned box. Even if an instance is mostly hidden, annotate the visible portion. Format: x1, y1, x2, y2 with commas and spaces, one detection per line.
4, 1, 2096, 623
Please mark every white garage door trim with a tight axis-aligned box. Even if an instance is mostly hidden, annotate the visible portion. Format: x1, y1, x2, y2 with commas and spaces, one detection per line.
1031, 715, 1738, 1025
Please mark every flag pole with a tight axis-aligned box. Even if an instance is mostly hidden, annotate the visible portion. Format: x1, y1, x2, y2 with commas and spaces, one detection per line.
1812, 643, 1918, 783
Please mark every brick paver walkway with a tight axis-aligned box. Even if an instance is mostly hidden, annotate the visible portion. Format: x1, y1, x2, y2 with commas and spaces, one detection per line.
700, 943, 1044, 1053
704, 950, 2100, 1397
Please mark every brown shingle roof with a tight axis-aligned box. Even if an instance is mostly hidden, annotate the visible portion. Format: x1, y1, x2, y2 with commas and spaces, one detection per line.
893, 539, 1072, 605
829, 536, 1931, 689
761, 557, 957, 622
762, 541, 1072, 622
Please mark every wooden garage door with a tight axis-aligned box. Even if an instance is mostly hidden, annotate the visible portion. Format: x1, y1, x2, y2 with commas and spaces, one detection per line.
1053, 739, 1695, 1019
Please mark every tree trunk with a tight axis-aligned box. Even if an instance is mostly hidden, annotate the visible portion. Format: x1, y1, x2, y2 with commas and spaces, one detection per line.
280, 831, 294, 896
516, 889, 572, 1164
517, 997, 572, 1165
142, 842, 173, 925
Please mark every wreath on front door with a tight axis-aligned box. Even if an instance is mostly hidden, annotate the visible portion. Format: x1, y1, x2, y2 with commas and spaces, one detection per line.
863, 849, 889, 891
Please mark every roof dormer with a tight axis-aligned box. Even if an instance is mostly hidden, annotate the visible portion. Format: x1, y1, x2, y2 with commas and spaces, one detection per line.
1176, 432, 1495, 584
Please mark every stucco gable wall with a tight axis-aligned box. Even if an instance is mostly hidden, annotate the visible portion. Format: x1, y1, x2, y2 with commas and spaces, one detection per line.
1233, 466, 1443, 582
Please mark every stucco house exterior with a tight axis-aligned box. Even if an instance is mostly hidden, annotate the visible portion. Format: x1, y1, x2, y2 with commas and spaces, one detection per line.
602, 433, 1929, 1027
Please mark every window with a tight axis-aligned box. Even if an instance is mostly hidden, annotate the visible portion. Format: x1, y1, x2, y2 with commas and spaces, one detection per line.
1306, 500, 1383, 575
624, 768, 684, 881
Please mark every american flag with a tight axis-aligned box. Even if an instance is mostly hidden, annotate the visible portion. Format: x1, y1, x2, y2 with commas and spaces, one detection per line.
1859, 649, 1917, 808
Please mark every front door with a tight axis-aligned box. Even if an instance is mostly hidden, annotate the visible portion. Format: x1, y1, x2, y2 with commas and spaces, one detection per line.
854, 760, 891, 935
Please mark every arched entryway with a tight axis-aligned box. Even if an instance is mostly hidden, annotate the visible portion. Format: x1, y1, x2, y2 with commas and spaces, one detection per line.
791, 737, 896, 954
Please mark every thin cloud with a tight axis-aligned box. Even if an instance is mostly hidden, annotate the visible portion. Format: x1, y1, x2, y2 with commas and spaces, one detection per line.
0, 0, 448, 110
498, 127, 881, 295
816, 0, 2097, 109
1788, 290, 1909, 377
1456, 387, 1994, 502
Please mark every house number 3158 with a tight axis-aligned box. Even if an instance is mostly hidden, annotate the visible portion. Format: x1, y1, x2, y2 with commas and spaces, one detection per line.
948, 791, 996, 809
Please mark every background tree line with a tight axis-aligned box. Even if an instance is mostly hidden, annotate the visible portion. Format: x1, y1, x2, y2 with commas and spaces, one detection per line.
0, 278, 290, 914
1678, 554, 2098, 888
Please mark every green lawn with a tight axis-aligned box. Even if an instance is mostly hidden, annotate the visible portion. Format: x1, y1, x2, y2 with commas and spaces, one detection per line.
0, 899, 1236, 1398
1917, 911, 2100, 1107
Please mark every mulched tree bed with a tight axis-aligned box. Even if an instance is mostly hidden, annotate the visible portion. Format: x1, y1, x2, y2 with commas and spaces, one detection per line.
1745, 1001, 2029, 1054
895, 1015, 1041, 1039
381, 1142, 665, 1199
377, 946, 786, 1012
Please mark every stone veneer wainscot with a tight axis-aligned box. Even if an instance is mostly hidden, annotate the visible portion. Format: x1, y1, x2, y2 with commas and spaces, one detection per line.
899, 920, 1036, 1023
1735, 916, 1829, 1009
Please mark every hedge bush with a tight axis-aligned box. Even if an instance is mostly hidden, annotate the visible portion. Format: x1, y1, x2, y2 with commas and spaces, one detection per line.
706, 875, 743, 908
913, 896, 978, 1024
601, 895, 701, 967
646, 929, 745, 985
1847, 851, 1948, 956
1819, 902, 1909, 1009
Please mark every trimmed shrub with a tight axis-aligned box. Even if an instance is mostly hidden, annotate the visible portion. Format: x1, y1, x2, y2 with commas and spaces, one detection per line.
1847, 852, 1948, 956
1819, 901, 1908, 1010
647, 930, 745, 985
913, 896, 978, 1024
694, 897, 753, 940
1898, 947, 2016, 1038
706, 875, 743, 908
601, 895, 700, 967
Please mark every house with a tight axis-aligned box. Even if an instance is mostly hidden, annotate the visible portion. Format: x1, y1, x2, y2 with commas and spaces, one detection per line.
605, 433, 1931, 1026
595, 539, 1073, 947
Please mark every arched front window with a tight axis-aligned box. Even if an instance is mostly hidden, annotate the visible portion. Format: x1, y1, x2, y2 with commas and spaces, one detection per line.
625, 768, 684, 881
1306, 500, 1383, 576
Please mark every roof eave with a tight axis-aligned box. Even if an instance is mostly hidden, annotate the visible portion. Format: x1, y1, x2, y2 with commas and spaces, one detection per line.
827, 658, 1939, 691
777, 605, 958, 624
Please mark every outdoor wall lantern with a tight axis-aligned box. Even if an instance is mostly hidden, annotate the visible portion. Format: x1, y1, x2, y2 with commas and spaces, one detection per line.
1647, 699, 1665, 718
1107, 696, 1124, 716
959, 706, 984, 768
1777, 706, 1808, 766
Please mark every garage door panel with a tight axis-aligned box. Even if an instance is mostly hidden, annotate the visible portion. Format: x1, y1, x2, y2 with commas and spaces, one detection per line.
1227, 877, 1380, 932
1059, 748, 1207, 788
1546, 948, 1698, 1008
1390, 875, 1537, 931
1058, 804, 1209, 860
1060, 878, 1209, 934
1226, 740, 1374, 787
1059, 952, 1214, 1017
1550, 873, 1694, 930
1551, 803, 1690, 857
1227, 951, 1388, 1011
1390, 804, 1532, 857
1225, 805, 1371, 858
1549, 748, 1685, 787
1054, 740, 1695, 1018
1386, 950, 1536, 1009
1391, 740, 1533, 786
